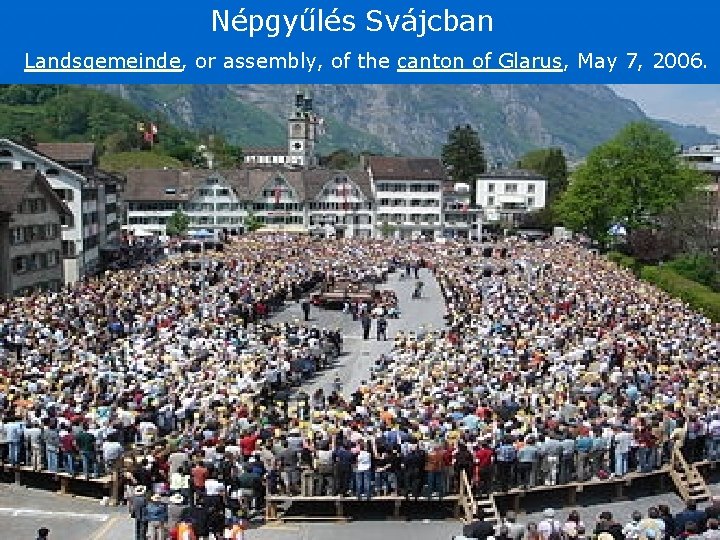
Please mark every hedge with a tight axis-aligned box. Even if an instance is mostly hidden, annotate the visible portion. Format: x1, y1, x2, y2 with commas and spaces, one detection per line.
640, 266, 720, 322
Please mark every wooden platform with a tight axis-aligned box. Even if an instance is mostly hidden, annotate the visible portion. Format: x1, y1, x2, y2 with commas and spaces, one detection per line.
266, 461, 720, 522
1, 466, 120, 504
266, 494, 462, 522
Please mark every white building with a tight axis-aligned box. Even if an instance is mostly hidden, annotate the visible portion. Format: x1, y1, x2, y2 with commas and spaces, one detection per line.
123, 168, 374, 238
124, 169, 247, 237
367, 156, 446, 240
243, 147, 289, 167
443, 182, 476, 239
0, 139, 120, 283
680, 144, 720, 185
679, 144, 720, 229
475, 168, 547, 225
305, 169, 374, 238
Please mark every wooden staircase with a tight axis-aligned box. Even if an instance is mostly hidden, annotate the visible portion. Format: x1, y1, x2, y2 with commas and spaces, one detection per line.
459, 470, 500, 524
669, 447, 712, 503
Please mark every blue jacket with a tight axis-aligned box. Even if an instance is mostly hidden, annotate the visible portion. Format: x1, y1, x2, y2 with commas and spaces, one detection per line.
146, 501, 168, 522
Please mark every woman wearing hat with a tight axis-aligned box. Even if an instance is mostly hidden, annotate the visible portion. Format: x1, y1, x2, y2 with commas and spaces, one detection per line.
146, 493, 169, 540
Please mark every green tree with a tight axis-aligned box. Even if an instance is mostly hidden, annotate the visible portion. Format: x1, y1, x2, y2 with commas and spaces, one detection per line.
377, 220, 396, 239
321, 149, 358, 170
243, 211, 264, 233
441, 124, 487, 203
519, 147, 568, 202
556, 122, 706, 248
166, 209, 190, 237
518, 147, 569, 229
207, 134, 243, 169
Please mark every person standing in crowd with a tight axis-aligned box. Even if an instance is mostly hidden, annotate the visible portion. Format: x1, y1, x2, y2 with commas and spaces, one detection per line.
301, 298, 311, 322
377, 315, 388, 341
361, 312, 372, 341
496, 437, 517, 492
355, 440, 373, 500
129, 485, 149, 540
146, 493, 168, 540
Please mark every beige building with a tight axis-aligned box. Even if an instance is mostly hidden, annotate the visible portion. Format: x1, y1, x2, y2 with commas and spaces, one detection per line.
0, 170, 70, 298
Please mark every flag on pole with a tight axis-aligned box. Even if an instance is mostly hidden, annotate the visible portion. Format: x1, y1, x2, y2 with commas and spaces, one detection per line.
274, 186, 282, 205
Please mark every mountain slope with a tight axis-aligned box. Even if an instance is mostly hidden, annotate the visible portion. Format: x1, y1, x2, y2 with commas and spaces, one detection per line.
102, 85, 720, 161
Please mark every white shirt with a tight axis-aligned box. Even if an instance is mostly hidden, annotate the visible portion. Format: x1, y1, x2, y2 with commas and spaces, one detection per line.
205, 478, 225, 496
356, 450, 372, 472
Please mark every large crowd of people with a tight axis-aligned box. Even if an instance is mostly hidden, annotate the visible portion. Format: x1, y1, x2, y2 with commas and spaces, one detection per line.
459, 500, 720, 540
1, 235, 719, 540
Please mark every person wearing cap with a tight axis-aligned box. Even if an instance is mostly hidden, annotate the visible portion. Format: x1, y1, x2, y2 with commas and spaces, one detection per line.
129, 485, 149, 540
146, 493, 169, 540
623, 510, 644, 540
638, 508, 666, 540
538, 509, 562, 540
503, 511, 526, 540
167, 493, 189, 532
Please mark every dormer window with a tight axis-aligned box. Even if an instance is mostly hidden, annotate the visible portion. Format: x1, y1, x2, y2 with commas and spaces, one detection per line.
164, 187, 177, 195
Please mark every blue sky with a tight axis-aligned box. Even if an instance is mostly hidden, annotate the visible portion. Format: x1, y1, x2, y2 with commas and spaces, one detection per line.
610, 85, 720, 136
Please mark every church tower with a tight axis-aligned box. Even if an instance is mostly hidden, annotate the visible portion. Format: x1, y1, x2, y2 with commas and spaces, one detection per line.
287, 90, 320, 168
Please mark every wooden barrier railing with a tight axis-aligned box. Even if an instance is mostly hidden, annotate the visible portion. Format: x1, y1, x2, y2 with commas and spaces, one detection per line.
669, 446, 712, 503
459, 470, 476, 523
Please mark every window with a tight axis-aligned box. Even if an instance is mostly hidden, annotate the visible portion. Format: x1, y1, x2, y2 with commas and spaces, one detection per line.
22, 161, 36, 170
527, 183, 536, 194
12, 256, 28, 274
46, 168, 59, 176
487, 183, 495, 193
164, 187, 177, 195
53, 188, 74, 202
198, 188, 213, 197
0, 162, 11, 170
527, 197, 535, 207
216, 188, 229, 196
36, 253, 48, 269
487, 196, 495, 206
504, 183, 518, 193
62, 240, 76, 258
0, 149, 12, 157
10, 228, 24, 245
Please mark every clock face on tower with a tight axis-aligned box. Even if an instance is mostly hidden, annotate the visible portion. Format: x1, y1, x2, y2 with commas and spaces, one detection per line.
293, 142, 303, 150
